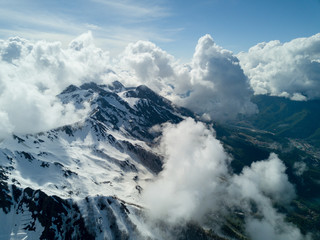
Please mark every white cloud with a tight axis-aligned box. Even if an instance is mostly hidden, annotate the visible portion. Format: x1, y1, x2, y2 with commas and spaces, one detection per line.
230, 153, 296, 205
119, 35, 257, 121
0, 80, 89, 135
0, 111, 14, 139
228, 154, 305, 240
184, 34, 258, 120
119, 40, 180, 94
238, 33, 320, 100
0, 32, 114, 138
143, 119, 307, 239
142, 118, 230, 223
246, 217, 306, 240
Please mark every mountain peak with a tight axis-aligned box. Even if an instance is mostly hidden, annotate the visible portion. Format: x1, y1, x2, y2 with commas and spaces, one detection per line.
60, 84, 80, 94
107, 80, 125, 92
79, 81, 102, 91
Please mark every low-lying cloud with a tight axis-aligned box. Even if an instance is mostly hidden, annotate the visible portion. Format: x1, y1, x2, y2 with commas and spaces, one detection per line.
142, 118, 230, 223
293, 161, 308, 176
142, 118, 308, 240
238, 33, 320, 100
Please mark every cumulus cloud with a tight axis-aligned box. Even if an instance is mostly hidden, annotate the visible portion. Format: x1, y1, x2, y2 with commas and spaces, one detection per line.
230, 153, 295, 205
119, 40, 177, 93
120, 35, 257, 121
142, 118, 230, 223
229, 154, 304, 240
238, 33, 320, 100
184, 34, 258, 120
0, 32, 114, 138
143, 119, 307, 239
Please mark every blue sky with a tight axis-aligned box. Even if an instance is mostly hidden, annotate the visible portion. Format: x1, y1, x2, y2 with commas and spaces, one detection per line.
0, 0, 320, 61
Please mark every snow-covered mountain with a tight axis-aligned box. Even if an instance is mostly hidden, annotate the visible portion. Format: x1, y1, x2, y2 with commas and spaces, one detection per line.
1, 81, 319, 240
0, 81, 214, 239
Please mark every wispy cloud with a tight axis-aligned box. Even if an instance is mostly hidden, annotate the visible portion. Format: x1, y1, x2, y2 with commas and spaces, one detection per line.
92, 0, 170, 22
0, 7, 84, 37
0, 0, 176, 56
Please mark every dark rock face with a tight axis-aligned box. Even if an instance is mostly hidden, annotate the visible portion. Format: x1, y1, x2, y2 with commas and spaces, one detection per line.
0, 182, 94, 239
1, 184, 149, 239
121, 140, 163, 173
60, 84, 80, 95
0, 167, 11, 214
126, 84, 194, 126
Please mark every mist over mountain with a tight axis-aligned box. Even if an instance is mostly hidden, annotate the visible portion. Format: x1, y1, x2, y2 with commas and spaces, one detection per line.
0, 33, 319, 239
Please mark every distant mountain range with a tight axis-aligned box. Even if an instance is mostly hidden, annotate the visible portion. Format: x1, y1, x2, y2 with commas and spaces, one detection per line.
237, 95, 320, 147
